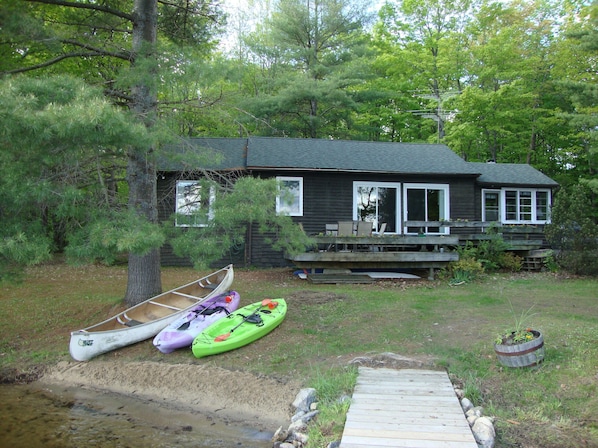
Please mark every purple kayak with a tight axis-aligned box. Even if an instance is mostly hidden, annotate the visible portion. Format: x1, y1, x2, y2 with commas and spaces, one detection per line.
153, 290, 240, 354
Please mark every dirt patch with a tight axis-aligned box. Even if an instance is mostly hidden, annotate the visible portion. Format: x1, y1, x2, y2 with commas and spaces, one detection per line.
40, 360, 302, 430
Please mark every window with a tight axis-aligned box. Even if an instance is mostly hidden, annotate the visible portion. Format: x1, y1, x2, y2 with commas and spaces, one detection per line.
482, 190, 501, 222
483, 188, 551, 224
175, 180, 215, 227
353, 182, 400, 233
503, 189, 550, 224
276, 177, 303, 216
404, 184, 450, 234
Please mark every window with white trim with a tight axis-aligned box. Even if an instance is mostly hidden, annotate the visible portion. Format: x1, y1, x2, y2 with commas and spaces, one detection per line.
482, 189, 501, 222
482, 188, 551, 224
175, 180, 215, 227
276, 177, 303, 216
403, 184, 450, 234
353, 182, 400, 233
503, 188, 550, 224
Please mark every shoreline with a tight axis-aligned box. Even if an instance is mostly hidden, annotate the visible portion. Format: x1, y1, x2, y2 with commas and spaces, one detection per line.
40, 360, 303, 431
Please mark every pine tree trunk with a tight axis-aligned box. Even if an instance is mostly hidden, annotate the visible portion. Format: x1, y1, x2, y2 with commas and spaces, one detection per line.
124, 0, 162, 306
125, 251, 162, 305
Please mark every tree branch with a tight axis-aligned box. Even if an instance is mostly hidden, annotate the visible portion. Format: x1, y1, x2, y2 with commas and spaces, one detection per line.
24, 0, 134, 22
61, 39, 132, 60
1, 52, 105, 75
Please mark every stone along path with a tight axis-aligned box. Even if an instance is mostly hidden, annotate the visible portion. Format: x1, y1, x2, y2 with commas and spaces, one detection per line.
340, 367, 478, 448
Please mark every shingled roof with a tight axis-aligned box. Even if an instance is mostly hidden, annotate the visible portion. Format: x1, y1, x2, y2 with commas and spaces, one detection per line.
158, 137, 558, 187
469, 162, 559, 188
160, 137, 478, 175
245, 137, 479, 175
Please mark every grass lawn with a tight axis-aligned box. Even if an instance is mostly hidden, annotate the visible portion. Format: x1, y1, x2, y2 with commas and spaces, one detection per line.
1, 262, 597, 447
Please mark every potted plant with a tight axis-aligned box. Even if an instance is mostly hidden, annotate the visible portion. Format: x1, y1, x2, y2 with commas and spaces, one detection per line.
494, 303, 545, 368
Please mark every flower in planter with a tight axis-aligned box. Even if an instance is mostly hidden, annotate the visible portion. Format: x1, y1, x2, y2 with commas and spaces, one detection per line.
495, 301, 539, 344
494, 302, 545, 367
495, 328, 538, 345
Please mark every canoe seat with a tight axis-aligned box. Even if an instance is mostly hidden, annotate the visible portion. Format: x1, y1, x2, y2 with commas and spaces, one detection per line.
149, 300, 182, 311
125, 319, 143, 327
172, 291, 201, 300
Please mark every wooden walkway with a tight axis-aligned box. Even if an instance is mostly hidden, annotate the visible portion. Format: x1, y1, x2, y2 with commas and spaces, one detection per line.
340, 367, 478, 448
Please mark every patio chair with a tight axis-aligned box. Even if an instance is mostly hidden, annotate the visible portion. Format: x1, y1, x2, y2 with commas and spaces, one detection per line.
356, 221, 373, 251
372, 222, 387, 252
337, 221, 355, 251
357, 221, 373, 237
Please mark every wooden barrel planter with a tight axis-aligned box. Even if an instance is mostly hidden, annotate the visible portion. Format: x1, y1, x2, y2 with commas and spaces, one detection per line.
494, 330, 545, 368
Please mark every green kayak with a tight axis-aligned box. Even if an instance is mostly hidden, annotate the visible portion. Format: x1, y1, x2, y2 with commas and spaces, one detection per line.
191, 298, 287, 358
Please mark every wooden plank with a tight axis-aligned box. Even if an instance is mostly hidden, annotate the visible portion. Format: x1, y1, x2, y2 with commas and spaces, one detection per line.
345, 420, 475, 434
292, 252, 458, 262
343, 427, 476, 442
313, 235, 459, 245
308, 274, 374, 284
340, 435, 474, 448
339, 368, 478, 448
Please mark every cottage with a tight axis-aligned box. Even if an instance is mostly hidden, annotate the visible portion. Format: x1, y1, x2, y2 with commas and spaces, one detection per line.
157, 137, 558, 274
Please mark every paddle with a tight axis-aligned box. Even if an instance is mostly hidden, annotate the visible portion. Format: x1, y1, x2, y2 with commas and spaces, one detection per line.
214, 299, 273, 342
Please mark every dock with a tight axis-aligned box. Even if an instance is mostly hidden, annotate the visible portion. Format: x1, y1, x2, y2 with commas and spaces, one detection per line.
340, 367, 478, 448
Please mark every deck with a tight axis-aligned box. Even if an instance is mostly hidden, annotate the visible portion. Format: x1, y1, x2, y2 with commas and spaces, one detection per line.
340, 367, 478, 448
286, 221, 548, 278
287, 235, 459, 279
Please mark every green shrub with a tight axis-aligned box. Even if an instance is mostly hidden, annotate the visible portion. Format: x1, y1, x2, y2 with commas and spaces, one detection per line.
497, 252, 523, 272
545, 183, 598, 276
446, 258, 485, 284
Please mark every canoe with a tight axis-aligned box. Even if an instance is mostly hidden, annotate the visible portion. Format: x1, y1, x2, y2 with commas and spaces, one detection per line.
191, 298, 287, 358
152, 290, 241, 354
69, 264, 234, 361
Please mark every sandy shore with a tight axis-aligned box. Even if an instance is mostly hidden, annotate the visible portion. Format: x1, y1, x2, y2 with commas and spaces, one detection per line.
41, 360, 303, 430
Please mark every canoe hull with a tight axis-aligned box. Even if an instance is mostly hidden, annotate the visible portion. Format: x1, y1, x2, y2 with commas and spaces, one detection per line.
152, 290, 241, 354
191, 298, 287, 358
69, 264, 234, 361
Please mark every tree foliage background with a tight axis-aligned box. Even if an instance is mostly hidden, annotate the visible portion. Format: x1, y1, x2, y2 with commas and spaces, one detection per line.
1, 0, 597, 287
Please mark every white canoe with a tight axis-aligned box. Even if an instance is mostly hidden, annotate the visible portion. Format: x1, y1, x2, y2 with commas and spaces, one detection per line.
69, 264, 234, 361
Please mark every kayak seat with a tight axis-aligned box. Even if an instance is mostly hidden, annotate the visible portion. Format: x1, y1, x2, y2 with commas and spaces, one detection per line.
236, 313, 263, 325
197, 306, 229, 316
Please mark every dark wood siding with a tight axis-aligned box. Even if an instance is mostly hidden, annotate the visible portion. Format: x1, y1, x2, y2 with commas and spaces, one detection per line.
157, 170, 482, 267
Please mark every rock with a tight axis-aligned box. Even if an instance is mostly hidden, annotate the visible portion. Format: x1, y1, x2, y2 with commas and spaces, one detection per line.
271, 426, 288, 442
466, 414, 478, 426
291, 410, 305, 422
288, 419, 308, 433
460, 397, 474, 412
290, 431, 309, 445
292, 388, 317, 413
337, 394, 351, 405
472, 416, 496, 448
348, 352, 430, 369
465, 406, 483, 418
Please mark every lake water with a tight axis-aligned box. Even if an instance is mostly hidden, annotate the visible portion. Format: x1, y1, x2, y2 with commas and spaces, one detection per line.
0, 383, 273, 448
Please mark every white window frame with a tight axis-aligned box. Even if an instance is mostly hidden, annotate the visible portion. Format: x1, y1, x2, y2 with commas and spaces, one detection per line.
501, 188, 551, 224
403, 183, 450, 235
276, 176, 303, 217
353, 181, 402, 234
175, 180, 215, 227
482, 189, 502, 222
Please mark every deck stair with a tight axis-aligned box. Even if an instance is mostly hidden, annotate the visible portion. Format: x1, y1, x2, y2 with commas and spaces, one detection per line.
522, 249, 551, 271
340, 367, 478, 447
